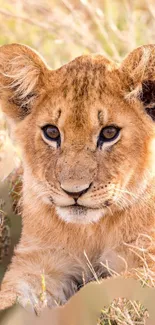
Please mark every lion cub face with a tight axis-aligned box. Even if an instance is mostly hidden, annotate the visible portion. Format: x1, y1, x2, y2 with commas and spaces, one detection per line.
0, 44, 155, 224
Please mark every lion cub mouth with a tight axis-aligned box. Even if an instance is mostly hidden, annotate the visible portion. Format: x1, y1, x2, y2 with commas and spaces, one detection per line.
69, 204, 88, 214
56, 204, 105, 224
60, 203, 89, 215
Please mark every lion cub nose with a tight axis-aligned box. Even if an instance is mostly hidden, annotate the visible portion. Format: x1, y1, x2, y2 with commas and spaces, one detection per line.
61, 182, 91, 199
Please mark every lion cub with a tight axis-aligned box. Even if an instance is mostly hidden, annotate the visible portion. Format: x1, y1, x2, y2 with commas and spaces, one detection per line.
0, 43, 155, 311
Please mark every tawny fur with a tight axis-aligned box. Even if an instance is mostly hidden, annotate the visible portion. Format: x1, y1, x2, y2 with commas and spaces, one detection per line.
0, 43, 155, 312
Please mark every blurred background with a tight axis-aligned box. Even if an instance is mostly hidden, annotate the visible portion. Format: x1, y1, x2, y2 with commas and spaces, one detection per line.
0, 0, 155, 68
0, 0, 155, 323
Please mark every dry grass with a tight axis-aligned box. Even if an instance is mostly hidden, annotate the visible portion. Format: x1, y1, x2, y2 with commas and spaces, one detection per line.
93, 246, 152, 325
100, 299, 148, 325
1, 0, 155, 324
0, 0, 155, 67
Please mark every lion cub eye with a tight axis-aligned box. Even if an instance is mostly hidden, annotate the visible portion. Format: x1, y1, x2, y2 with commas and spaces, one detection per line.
42, 125, 60, 141
97, 125, 120, 148
101, 126, 119, 140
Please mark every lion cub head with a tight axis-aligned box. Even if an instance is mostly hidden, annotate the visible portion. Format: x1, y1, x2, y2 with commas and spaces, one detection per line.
0, 44, 155, 224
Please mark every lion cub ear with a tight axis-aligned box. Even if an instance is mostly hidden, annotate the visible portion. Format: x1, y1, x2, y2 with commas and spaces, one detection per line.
0, 43, 49, 121
120, 45, 155, 121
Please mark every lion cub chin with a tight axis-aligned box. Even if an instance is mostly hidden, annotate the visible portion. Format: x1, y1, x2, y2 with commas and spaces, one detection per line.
1, 43, 155, 312
56, 205, 105, 224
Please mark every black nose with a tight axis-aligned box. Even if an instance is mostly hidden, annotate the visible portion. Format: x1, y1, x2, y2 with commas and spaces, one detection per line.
61, 183, 91, 200
62, 189, 87, 200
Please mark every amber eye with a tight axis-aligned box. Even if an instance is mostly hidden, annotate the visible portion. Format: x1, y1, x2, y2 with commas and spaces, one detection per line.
97, 125, 120, 147
101, 126, 119, 140
42, 125, 60, 142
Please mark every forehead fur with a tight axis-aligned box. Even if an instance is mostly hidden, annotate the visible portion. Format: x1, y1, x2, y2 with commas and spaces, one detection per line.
52, 54, 121, 100
41, 54, 122, 128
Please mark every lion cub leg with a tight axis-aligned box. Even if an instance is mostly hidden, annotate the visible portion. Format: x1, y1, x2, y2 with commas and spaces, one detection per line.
0, 249, 78, 313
